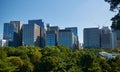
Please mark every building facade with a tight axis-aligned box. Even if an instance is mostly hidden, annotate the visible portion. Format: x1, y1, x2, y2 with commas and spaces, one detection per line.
22, 24, 40, 46
101, 27, 112, 49
58, 29, 74, 50
28, 19, 45, 48
65, 27, 79, 49
46, 24, 59, 46
3, 21, 23, 47
46, 31, 57, 46
3, 23, 14, 41
83, 28, 100, 48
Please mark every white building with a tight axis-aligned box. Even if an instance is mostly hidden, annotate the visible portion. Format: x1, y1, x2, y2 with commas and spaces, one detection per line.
99, 52, 119, 60
0, 39, 8, 47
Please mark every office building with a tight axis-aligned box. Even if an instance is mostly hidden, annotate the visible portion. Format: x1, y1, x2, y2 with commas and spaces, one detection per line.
58, 29, 74, 50
22, 24, 40, 46
65, 27, 79, 49
3, 23, 14, 41
3, 21, 23, 47
46, 24, 59, 46
46, 31, 57, 46
83, 28, 100, 48
101, 27, 112, 49
28, 19, 45, 48
0, 39, 8, 47
65, 27, 78, 36
47, 24, 59, 32
114, 30, 120, 48
28, 19, 44, 28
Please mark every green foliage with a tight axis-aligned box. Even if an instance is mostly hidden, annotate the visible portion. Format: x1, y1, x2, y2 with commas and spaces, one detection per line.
6, 56, 23, 71
0, 48, 7, 59
0, 60, 15, 72
0, 46, 120, 72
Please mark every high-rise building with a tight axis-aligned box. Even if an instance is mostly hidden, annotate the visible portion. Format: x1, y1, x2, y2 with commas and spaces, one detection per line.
114, 30, 120, 48
22, 24, 40, 46
28, 19, 44, 28
10, 21, 23, 47
3, 21, 23, 47
3, 23, 14, 41
28, 19, 45, 48
101, 27, 112, 49
83, 28, 100, 48
46, 31, 57, 46
46, 24, 59, 46
65, 27, 79, 49
65, 27, 78, 36
58, 29, 74, 50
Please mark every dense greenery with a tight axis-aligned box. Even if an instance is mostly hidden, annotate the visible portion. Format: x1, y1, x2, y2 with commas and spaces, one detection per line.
0, 45, 120, 72
105, 0, 120, 29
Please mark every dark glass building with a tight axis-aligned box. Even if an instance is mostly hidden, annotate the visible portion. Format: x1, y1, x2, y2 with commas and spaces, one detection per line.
28, 19, 45, 48
58, 29, 74, 50
83, 28, 101, 48
3, 21, 23, 47
46, 24, 59, 46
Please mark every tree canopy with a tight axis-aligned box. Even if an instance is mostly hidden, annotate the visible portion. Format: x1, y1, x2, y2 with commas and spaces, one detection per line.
0, 46, 120, 72
105, 0, 120, 29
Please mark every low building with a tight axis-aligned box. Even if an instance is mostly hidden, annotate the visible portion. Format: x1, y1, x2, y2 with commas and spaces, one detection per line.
99, 52, 119, 60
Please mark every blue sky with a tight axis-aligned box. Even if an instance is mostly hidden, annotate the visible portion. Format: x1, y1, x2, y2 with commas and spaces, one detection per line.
0, 0, 116, 43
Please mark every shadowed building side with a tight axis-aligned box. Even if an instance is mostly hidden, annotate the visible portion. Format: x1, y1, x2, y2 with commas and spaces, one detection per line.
83, 28, 101, 48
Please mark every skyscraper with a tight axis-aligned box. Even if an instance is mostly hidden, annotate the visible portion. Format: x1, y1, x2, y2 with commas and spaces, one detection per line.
3, 23, 14, 41
28, 19, 44, 28
28, 19, 45, 48
83, 28, 100, 48
3, 21, 23, 47
65, 27, 78, 36
101, 27, 112, 49
65, 27, 79, 49
46, 31, 57, 46
58, 29, 74, 50
10, 21, 23, 47
46, 24, 59, 46
22, 24, 40, 46
114, 30, 120, 48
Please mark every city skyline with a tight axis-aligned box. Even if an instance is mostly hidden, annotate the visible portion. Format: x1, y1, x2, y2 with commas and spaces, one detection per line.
0, 0, 116, 42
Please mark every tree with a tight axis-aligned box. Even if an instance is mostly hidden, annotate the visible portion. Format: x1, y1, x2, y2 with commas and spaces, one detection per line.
0, 60, 15, 72
108, 55, 120, 72
105, 0, 120, 29
0, 48, 7, 59
6, 57, 24, 71
79, 51, 101, 72
99, 57, 111, 72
